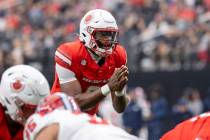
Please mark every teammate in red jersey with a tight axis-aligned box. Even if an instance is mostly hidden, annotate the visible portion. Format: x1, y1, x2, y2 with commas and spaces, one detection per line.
161, 112, 210, 140
51, 9, 129, 115
0, 65, 50, 140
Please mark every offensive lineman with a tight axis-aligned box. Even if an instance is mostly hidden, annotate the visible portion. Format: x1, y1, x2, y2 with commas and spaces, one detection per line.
24, 93, 141, 140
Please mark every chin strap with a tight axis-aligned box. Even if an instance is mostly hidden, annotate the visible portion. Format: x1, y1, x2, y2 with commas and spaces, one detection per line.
87, 48, 102, 62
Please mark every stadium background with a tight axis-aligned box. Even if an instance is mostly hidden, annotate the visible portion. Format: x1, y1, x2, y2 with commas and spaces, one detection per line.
0, 0, 210, 139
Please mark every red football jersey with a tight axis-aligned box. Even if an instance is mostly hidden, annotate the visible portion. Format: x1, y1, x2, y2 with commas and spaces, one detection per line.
0, 104, 23, 140
161, 112, 210, 140
51, 40, 127, 115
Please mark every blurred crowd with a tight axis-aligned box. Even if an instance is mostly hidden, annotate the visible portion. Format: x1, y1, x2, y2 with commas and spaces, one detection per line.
117, 0, 210, 72
0, 0, 210, 79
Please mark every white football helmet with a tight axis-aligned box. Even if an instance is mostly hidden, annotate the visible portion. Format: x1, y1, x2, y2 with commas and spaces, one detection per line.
36, 92, 80, 114
0, 65, 50, 123
79, 9, 119, 57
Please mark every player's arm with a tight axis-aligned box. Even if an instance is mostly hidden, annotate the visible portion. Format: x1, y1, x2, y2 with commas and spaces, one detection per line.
56, 63, 107, 111
60, 77, 106, 111
109, 46, 129, 113
56, 63, 127, 111
35, 123, 58, 140
110, 86, 129, 113
109, 65, 129, 113
55, 49, 107, 111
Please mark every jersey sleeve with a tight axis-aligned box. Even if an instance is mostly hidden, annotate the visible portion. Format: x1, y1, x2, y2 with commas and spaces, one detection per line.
55, 44, 72, 70
115, 45, 127, 67
55, 64, 77, 84
24, 114, 45, 140
24, 111, 63, 140
55, 44, 78, 84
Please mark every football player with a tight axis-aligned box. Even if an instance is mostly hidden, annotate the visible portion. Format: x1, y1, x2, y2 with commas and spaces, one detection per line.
51, 9, 129, 115
24, 93, 141, 140
161, 112, 210, 140
0, 65, 50, 140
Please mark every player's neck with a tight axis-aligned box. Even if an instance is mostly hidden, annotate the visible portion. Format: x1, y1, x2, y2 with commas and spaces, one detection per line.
87, 49, 106, 66
87, 49, 102, 62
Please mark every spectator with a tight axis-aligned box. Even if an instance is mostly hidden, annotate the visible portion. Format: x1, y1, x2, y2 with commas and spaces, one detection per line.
122, 88, 143, 137
183, 87, 203, 116
172, 99, 193, 125
203, 88, 210, 112
147, 84, 169, 140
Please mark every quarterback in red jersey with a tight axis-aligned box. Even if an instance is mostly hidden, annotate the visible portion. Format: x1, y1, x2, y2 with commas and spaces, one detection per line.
0, 65, 50, 140
51, 9, 129, 115
161, 112, 210, 140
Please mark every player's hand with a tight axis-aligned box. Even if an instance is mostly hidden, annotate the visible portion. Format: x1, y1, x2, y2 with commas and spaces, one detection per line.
108, 65, 128, 92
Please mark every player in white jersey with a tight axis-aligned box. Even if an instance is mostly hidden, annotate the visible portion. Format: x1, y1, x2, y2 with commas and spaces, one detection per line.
24, 93, 141, 140
71, 123, 140, 140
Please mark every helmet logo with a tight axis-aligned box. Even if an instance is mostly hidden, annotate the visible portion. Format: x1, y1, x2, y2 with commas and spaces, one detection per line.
85, 15, 93, 24
11, 79, 25, 93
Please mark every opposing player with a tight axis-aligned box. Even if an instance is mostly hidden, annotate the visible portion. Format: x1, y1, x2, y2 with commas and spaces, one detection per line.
51, 9, 129, 115
161, 112, 210, 140
0, 65, 50, 140
24, 93, 141, 140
